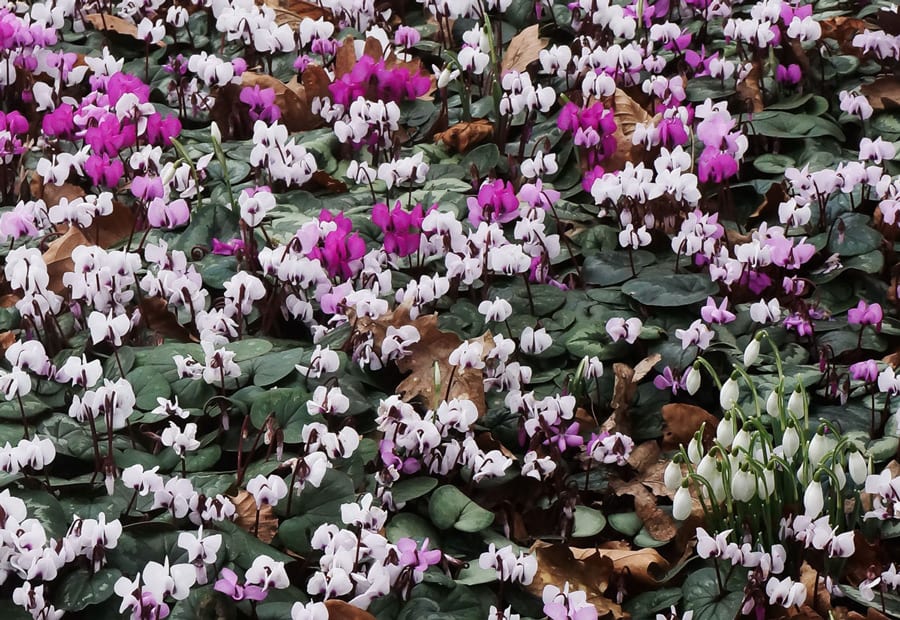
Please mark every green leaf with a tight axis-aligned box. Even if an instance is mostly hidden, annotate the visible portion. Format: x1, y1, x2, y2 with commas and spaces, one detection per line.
583, 251, 655, 285
681, 567, 744, 620
253, 349, 304, 386
55, 568, 121, 611
753, 153, 795, 174
622, 274, 718, 306
428, 485, 494, 532
624, 588, 683, 620
842, 585, 900, 618
18, 488, 70, 538
828, 214, 882, 256
126, 366, 172, 410
571, 505, 607, 537
249, 387, 314, 443
277, 469, 355, 554
224, 338, 274, 362
0, 394, 48, 421
391, 476, 439, 504
385, 512, 441, 545
608, 511, 643, 537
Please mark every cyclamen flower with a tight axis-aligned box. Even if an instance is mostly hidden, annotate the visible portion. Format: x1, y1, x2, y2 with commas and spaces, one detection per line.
848, 300, 883, 329
240, 86, 281, 122
468, 179, 520, 227
372, 201, 427, 257
606, 317, 642, 344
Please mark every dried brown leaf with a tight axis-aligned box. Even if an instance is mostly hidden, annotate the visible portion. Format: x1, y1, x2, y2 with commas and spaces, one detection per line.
84, 14, 165, 45
861, 76, 900, 111
527, 542, 624, 619
501, 24, 548, 75
335, 36, 358, 78
230, 490, 279, 544
434, 119, 494, 153
799, 561, 832, 612
355, 304, 492, 415
42, 226, 90, 294
139, 297, 195, 342
660, 403, 718, 450
0, 332, 15, 355
571, 545, 669, 587
324, 600, 377, 620
606, 89, 658, 172
736, 61, 765, 113
29, 177, 85, 207
267, 0, 334, 27
242, 71, 323, 132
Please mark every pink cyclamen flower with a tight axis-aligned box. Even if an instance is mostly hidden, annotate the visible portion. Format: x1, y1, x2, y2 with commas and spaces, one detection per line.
213, 568, 267, 602
147, 199, 190, 229
849, 360, 879, 382
700, 296, 736, 324
397, 537, 442, 573
848, 301, 883, 330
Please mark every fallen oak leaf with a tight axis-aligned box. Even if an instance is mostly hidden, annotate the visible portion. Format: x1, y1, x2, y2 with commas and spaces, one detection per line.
572, 545, 669, 587
230, 490, 279, 544
434, 119, 494, 153
527, 542, 624, 619
501, 24, 548, 75
736, 61, 765, 113
861, 76, 900, 111
324, 600, 377, 620
242, 71, 324, 132
42, 226, 90, 295
660, 403, 718, 451
83, 14, 165, 46
605, 89, 659, 172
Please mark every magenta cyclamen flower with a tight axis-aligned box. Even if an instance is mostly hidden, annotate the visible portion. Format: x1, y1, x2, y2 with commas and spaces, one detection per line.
467, 179, 519, 227
239, 86, 281, 123
214, 568, 267, 602
85, 154, 125, 188
848, 301, 883, 330
372, 201, 427, 257
305, 210, 366, 280
212, 238, 245, 256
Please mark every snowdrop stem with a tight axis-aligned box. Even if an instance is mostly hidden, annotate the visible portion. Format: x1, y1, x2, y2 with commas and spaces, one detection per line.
693, 357, 723, 390
730, 364, 761, 418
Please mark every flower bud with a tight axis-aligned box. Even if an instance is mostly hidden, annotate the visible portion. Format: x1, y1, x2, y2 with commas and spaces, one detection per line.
720, 375, 739, 410
685, 366, 701, 395
803, 480, 824, 517
732, 427, 751, 454
743, 337, 761, 367
787, 387, 804, 417
673, 484, 692, 520
687, 435, 703, 465
211, 121, 222, 143
781, 425, 800, 459
848, 450, 868, 485
833, 461, 846, 490
766, 390, 780, 417
716, 411, 735, 448
731, 467, 756, 502
808, 430, 834, 466
664, 459, 683, 491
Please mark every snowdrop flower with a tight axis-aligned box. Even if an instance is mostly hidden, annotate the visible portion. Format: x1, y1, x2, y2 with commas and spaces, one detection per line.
720, 375, 740, 409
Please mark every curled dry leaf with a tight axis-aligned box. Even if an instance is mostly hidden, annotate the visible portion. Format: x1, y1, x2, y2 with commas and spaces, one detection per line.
501, 24, 548, 75
799, 561, 833, 612
527, 542, 624, 619
324, 600, 377, 620
335, 36, 359, 78
83, 14, 165, 46
265, 0, 334, 27
736, 61, 765, 113
660, 403, 718, 451
603, 355, 659, 435
861, 76, 900, 111
230, 490, 279, 544
819, 17, 878, 54
242, 70, 325, 132
434, 119, 494, 153
610, 477, 678, 542
605, 89, 658, 172
43, 226, 90, 294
